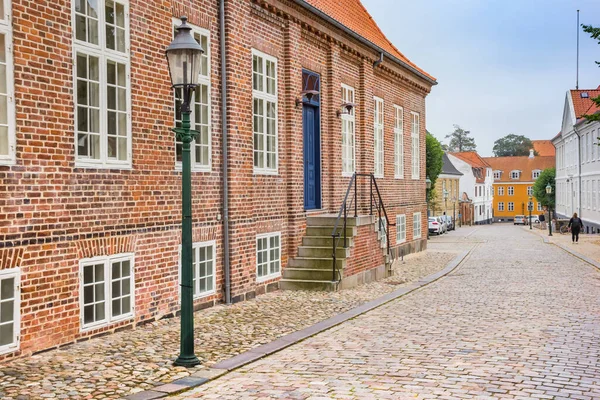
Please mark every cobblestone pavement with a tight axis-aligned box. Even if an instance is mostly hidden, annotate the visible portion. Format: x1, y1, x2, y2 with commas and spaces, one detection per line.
525, 223, 600, 264
0, 239, 469, 400
175, 224, 600, 399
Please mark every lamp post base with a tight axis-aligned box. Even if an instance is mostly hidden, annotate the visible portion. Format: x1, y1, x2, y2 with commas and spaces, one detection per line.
174, 354, 201, 367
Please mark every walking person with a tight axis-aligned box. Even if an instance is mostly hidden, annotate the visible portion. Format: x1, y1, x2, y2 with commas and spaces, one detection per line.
568, 213, 584, 244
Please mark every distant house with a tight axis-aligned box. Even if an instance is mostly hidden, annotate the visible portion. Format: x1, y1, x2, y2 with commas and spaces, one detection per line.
532, 140, 556, 157
432, 153, 463, 223
448, 152, 494, 225
483, 151, 555, 222
553, 86, 600, 230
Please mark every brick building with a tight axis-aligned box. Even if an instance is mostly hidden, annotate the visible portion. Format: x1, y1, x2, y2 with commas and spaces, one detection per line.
0, 0, 436, 359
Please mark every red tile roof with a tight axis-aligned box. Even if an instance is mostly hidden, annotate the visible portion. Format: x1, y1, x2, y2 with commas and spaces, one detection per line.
532, 140, 555, 157
571, 86, 600, 120
449, 152, 490, 183
482, 156, 556, 183
303, 0, 435, 82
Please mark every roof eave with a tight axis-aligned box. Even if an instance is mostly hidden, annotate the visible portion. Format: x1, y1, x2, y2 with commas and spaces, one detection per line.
291, 0, 437, 86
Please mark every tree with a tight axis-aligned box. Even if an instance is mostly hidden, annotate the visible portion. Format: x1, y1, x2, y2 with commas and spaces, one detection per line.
445, 125, 476, 152
492, 134, 537, 157
582, 24, 600, 123
533, 168, 555, 209
426, 131, 444, 201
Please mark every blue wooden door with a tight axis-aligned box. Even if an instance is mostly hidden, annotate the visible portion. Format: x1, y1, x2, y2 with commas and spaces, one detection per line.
303, 103, 321, 210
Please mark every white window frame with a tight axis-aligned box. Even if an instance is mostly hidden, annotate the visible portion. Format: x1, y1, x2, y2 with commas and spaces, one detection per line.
527, 186, 533, 196
593, 180, 597, 210
498, 202, 504, 211
373, 96, 384, 178
413, 212, 422, 240
0, 2, 15, 166
510, 170, 520, 179
508, 202, 514, 211
178, 240, 216, 299
252, 49, 278, 175
0, 267, 20, 354
173, 19, 211, 172
411, 112, 420, 179
532, 170, 541, 179
341, 84, 355, 176
72, 0, 132, 169
256, 232, 281, 282
498, 186, 504, 196
396, 214, 406, 244
537, 202, 543, 212
493, 171, 501, 180
79, 253, 135, 332
394, 105, 404, 179
508, 186, 514, 196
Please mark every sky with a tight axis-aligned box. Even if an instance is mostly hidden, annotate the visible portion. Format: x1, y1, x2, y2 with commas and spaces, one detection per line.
362, 0, 600, 157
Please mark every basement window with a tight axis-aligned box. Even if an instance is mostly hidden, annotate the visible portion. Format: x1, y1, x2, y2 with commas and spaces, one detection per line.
256, 232, 281, 282
0, 268, 19, 354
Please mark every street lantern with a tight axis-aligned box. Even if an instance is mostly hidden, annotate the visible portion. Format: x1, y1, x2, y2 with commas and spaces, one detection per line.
425, 177, 432, 190
443, 189, 449, 218
166, 16, 204, 368
545, 184, 553, 236
528, 195, 533, 230
426, 177, 431, 237
545, 183, 552, 194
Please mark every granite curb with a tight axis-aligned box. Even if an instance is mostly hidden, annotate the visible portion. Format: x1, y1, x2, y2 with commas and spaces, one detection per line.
123, 249, 471, 400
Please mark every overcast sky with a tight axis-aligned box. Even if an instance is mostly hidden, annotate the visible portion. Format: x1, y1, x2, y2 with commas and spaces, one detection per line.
362, 0, 600, 156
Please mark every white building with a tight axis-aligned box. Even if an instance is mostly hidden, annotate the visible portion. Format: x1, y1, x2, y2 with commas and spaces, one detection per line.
553, 86, 600, 230
448, 152, 494, 224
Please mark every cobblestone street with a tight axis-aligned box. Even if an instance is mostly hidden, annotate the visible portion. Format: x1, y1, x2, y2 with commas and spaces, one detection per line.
175, 224, 600, 399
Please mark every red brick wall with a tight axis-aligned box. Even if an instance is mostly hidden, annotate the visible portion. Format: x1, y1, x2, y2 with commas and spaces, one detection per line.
345, 224, 385, 278
0, 0, 433, 359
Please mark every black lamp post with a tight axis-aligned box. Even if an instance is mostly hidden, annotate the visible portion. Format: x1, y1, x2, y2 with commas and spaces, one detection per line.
426, 177, 431, 239
452, 196, 457, 229
443, 189, 449, 217
166, 16, 204, 368
528, 196, 532, 230
546, 183, 553, 237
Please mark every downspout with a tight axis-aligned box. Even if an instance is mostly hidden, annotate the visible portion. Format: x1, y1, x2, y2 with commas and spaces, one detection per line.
373, 52, 383, 68
220, 0, 231, 304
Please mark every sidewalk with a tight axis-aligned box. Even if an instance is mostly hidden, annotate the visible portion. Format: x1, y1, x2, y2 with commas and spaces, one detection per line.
0, 238, 474, 400
524, 224, 600, 264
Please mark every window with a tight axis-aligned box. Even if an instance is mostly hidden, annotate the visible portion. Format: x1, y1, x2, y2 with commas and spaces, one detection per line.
0, 268, 19, 353
510, 171, 520, 179
498, 202, 504, 211
411, 112, 420, 179
252, 50, 277, 174
373, 97, 384, 177
74, 0, 131, 168
508, 202, 514, 211
498, 186, 504, 196
0, 2, 14, 166
182, 241, 216, 297
341, 84, 355, 176
256, 232, 281, 282
174, 23, 211, 171
508, 186, 514, 196
593, 180, 597, 210
493, 171, 501, 179
394, 105, 404, 179
413, 212, 422, 239
396, 214, 406, 244
80, 254, 134, 330
527, 186, 533, 196
537, 202, 542, 211
532, 170, 541, 179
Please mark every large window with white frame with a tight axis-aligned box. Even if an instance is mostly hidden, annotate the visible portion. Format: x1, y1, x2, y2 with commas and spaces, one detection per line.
80, 254, 134, 331
373, 97, 384, 177
413, 212, 422, 239
508, 186, 514, 196
537, 202, 542, 211
174, 21, 211, 171
498, 202, 504, 211
394, 105, 403, 178
498, 186, 504, 196
0, 1, 14, 166
252, 49, 277, 174
179, 241, 216, 298
396, 214, 406, 244
527, 186, 533, 196
341, 84, 355, 176
256, 232, 281, 282
74, 0, 131, 168
508, 202, 514, 211
0, 268, 19, 354
411, 112, 420, 179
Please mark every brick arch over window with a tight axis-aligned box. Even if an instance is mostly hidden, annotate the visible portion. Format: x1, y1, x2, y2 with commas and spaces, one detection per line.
76, 236, 137, 259
0, 248, 24, 270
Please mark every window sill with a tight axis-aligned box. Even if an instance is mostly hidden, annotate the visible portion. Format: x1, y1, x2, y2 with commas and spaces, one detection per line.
80, 313, 134, 333
193, 290, 216, 300
396, 239, 406, 245
257, 272, 281, 283
0, 343, 19, 356
253, 169, 279, 176
175, 164, 212, 173
75, 161, 133, 171
394, 175, 404, 180
0, 158, 15, 167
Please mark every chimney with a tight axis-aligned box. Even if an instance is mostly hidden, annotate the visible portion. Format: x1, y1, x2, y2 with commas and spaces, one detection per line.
529, 149, 534, 159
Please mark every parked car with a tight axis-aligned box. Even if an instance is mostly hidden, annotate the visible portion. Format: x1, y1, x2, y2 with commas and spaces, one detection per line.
437, 216, 448, 233
440, 215, 454, 231
526, 215, 540, 224
514, 215, 527, 225
428, 217, 443, 235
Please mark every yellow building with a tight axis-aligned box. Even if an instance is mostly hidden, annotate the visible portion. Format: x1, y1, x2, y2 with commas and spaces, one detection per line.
432, 154, 462, 222
483, 152, 555, 221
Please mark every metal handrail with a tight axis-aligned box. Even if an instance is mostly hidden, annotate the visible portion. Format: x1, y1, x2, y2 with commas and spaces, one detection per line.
330, 173, 395, 283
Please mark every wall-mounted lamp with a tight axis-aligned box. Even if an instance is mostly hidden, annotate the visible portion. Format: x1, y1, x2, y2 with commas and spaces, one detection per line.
336, 102, 356, 117
295, 90, 319, 107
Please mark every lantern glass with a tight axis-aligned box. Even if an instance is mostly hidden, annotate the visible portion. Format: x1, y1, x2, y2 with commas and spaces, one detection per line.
166, 17, 204, 88
545, 184, 552, 194
425, 178, 432, 190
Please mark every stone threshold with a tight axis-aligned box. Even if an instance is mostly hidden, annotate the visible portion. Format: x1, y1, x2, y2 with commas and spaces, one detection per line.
124, 249, 472, 400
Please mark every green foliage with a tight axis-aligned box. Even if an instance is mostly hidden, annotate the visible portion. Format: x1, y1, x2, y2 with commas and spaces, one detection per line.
493, 134, 537, 157
445, 124, 476, 152
582, 24, 600, 123
532, 168, 556, 209
426, 131, 444, 201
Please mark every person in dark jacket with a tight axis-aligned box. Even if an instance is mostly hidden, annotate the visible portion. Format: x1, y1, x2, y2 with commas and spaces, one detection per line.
568, 213, 584, 243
